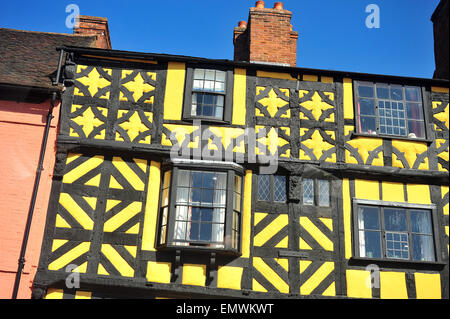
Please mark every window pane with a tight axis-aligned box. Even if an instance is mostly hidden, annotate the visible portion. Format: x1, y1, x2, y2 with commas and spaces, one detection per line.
405, 87, 421, 102
234, 175, 242, 194
214, 189, 227, 207
213, 208, 226, 223
175, 205, 189, 221
174, 221, 187, 240
193, 79, 204, 90
376, 86, 390, 99
390, 86, 403, 100
212, 223, 225, 243
189, 222, 199, 241
233, 193, 241, 211
191, 207, 201, 221
384, 208, 407, 232
406, 103, 423, 120
215, 70, 226, 82
407, 120, 425, 138
202, 172, 215, 189
302, 178, 314, 205
359, 230, 382, 258
163, 170, 172, 189
215, 106, 224, 119
358, 85, 374, 98
214, 81, 225, 93
216, 172, 227, 189
318, 179, 330, 207
360, 116, 376, 134
274, 175, 287, 202
194, 69, 205, 80
192, 171, 202, 187
205, 70, 215, 81
178, 170, 191, 187
201, 188, 214, 205
176, 187, 189, 204
200, 223, 212, 242
412, 234, 435, 261
258, 175, 270, 201
358, 206, 380, 230
411, 210, 432, 234
359, 98, 375, 116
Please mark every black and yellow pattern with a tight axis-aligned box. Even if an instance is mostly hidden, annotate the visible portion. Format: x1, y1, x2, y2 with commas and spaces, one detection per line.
46, 153, 149, 280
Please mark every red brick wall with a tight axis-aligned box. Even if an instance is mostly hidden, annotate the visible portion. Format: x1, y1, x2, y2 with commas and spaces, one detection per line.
0, 99, 60, 299
234, 3, 298, 66
74, 15, 112, 49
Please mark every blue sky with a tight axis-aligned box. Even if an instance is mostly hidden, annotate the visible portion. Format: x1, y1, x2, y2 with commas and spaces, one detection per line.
0, 0, 440, 78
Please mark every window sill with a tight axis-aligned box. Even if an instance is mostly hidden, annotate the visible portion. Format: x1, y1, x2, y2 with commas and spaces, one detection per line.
348, 256, 446, 271
349, 132, 432, 144
182, 116, 230, 126
156, 244, 241, 257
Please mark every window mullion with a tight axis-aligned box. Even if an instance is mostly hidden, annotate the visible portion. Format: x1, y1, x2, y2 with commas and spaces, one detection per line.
166, 167, 179, 246
380, 207, 387, 258
406, 209, 413, 261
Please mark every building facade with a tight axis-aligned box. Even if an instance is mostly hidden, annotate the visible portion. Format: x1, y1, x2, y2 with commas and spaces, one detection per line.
1, 2, 448, 299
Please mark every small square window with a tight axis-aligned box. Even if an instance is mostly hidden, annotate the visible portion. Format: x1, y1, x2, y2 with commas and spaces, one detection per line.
302, 178, 330, 207
257, 174, 287, 203
184, 67, 233, 122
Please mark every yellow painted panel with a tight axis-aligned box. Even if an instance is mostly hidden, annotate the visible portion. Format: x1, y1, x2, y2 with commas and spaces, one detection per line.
300, 262, 334, 296
443, 186, 449, 215
85, 173, 101, 187
415, 273, 441, 299
322, 282, 336, 296
346, 137, 383, 166
161, 124, 199, 147
242, 170, 252, 258
62, 155, 103, 184
58, 193, 94, 230
299, 260, 312, 274
55, 214, 71, 228
343, 78, 354, 119
303, 74, 318, 82
232, 68, 246, 125
392, 140, 428, 170
52, 239, 68, 252
319, 218, 333, 232
103, 201, 142, 232
147, 261, 171, 284
75, 291, 92, 299
254, 214, 288, 247
164, 62, 185, 120
382, 181, 404, 202
182, 264, 206, 286
300, 216, 333, 251
431, 86, 449, 93
252, 279, 268, 292
66, 153, 82, 165
343, 179, 352, 259
355, 179, 379, 200
45, 288, 64, 299
112, 157, 145, 191
48, 242, 90, 271
101, 244, 134, 277
346, 270, 371, 298
142, 161, 161, 251
257, 70, 297, 81
299, 237, 312, 250
321, 76, 333, 83
406, 184, 431, 205
98, 263, 109, 276
253, 257, 289, 294
217, 266, 243, 290
380, 272, 408, 299
254, 212, 267, 226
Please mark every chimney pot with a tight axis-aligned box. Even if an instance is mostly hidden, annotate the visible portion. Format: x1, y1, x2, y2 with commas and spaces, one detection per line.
238, 21, 247, 28
255, 1, 265, 9
274, 2, 283, 10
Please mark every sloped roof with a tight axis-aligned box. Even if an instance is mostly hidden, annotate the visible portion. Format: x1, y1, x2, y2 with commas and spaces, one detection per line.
0, 28, 96, 90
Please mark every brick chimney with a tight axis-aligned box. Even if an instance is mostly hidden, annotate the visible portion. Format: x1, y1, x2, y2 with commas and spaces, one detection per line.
431, 0, 449, 79
234, 1, 298, 66
74, 15, 112, 49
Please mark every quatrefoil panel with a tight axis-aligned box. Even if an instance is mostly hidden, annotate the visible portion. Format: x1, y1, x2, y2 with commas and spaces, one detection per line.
255, 86, 290, 118
115, 110, 153, 144
74, 66, 112, 99
119, 70, 156, 104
